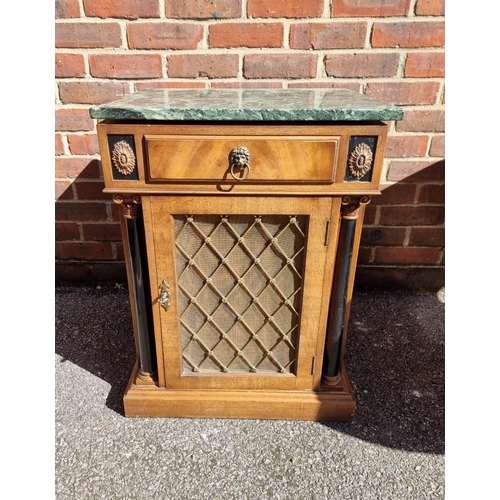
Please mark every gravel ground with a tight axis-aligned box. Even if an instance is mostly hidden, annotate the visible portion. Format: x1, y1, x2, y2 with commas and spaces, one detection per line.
55, 286, 444, 499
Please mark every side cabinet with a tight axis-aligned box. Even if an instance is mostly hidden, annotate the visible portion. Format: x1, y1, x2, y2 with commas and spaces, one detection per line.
91, 89, 403, 420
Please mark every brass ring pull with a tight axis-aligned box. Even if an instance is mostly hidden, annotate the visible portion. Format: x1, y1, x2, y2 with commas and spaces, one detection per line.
229, 146, 250, 181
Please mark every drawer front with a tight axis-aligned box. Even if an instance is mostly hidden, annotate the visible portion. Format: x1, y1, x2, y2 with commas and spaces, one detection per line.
145, 135, 338, 183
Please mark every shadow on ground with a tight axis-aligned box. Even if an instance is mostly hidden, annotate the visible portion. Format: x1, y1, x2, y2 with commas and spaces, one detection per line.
55, 285, 444, 454
55, 285, 137, 415
327, 290, 445, 454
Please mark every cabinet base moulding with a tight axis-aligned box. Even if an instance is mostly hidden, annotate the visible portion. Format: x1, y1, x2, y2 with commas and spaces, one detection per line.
123, 362, 356, 421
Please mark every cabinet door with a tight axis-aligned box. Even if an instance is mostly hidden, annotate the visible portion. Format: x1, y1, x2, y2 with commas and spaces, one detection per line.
145, 196, 338, 391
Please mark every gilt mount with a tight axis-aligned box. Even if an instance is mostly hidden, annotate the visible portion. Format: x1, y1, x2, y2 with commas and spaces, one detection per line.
230, 146, 251, 180
341, 196, 371, 220
113, 194, 141, 219
112, 140, 136, 176
348, 143, 373, 180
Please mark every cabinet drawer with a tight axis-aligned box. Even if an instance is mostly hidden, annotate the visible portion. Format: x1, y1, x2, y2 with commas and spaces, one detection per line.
145, 135, 338, 183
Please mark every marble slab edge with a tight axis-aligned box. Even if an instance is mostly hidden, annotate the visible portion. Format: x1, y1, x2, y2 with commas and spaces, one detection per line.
89, 107, 404, 122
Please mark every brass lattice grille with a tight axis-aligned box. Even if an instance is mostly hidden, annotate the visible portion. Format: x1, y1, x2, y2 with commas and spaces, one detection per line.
174, 214, 307, 374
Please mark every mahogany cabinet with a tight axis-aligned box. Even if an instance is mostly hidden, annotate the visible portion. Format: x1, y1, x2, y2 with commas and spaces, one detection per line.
90, 89, 403, 420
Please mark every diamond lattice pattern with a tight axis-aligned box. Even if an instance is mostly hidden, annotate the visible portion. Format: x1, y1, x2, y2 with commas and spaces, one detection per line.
174, 214, 307, 374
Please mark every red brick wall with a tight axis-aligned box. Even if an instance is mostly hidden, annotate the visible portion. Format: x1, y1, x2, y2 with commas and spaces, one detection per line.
55, 0, 445, 290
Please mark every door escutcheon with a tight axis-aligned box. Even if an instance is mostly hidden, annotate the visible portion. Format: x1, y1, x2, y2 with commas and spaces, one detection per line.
158, 280, 171, 311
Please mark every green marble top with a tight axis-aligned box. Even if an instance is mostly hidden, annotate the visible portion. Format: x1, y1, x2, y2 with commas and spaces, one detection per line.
89, 88, 403, 122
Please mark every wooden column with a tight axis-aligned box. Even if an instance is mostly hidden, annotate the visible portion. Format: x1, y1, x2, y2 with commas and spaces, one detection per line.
113, 195, 157, 383
322, 196, 370, 385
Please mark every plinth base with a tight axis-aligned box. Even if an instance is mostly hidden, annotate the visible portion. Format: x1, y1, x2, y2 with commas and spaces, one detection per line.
123, 362, 356, 421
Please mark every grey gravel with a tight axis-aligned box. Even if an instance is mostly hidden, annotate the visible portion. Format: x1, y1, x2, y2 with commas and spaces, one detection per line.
55, 286, 444, 499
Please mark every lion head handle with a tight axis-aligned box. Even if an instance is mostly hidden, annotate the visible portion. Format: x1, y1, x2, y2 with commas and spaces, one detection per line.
229, 146, 251, 180
230, 146, 250, 171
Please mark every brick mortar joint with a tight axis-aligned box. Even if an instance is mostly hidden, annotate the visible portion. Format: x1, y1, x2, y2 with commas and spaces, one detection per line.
61, 47, 442, 53
387, 155, 445, 161
56, 103, 97, 110
387, 131, 445, 136
56, 154, 101, 162
56, 16, 445, 24
409, 0, 418, 18
59, 179, 105, 185
159, 0, 165, 18
282, 19, 291, 50
402, 227, 412, 246
58, 77, 137, 83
